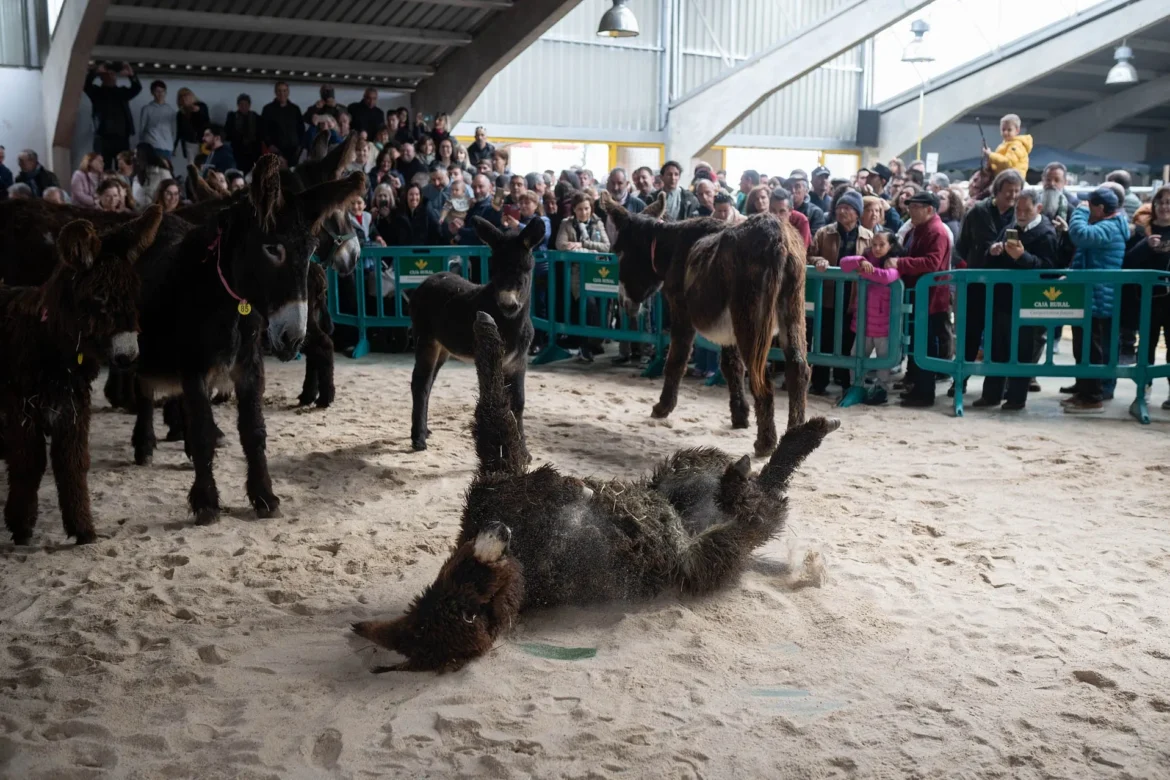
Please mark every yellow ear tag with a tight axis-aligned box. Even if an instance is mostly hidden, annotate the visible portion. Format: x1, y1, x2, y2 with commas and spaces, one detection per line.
77, 353, 83, 365
237, 301, 252, 316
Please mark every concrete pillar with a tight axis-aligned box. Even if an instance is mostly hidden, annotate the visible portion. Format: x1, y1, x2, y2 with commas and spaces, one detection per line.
42, 0, 111, 176
1030, 73, 1170, 150
411, 0, 581, 125
664, 0, 931, 181
877, 0, 1170, 161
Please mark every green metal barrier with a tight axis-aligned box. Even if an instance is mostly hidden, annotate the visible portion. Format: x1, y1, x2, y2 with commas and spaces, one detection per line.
912, 269, 1170, 423
529, 250, 668, 375
694, 268, 908, 406
327, 245, 490, 359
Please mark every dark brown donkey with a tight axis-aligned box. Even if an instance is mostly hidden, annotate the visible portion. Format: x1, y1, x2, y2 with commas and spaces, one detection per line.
1, 209, 163, 545
602, 193, 808, 456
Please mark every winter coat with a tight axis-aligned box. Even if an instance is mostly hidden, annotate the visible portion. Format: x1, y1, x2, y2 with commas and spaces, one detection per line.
83, 71, 141, 139
468, 141, 496, 167
788, 211, 811, 248
809, 223, 873, 308
202, 144, 237, 173
70, 169, 102, 207
1068, 207, 1128, 318
175, 102, 211, 156
261, 100, 304, 157
957, 197, 1014, 270
896, 214, 952, 315
796, 199, 827, 235
1123, 191, 1141, 221
225, 110, 261, 170
839, 255, 900, 338
1121, 223, 1170, 323
16, 165, 61, 198
555, 216, 610, 253
514, 215, 551, 252
988, 134, 1033, 176
651, 188, 701, 221
395, 156, 429, 185
139, 101, 176, 152
389, 206, 442, 246
458, 198, 501, 245
985, 215, 1060, 313
347, 102, 385, 139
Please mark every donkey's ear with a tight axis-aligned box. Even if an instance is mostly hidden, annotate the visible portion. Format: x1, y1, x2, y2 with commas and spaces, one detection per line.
57, 220, 101, 270
642, 192, 666, 220
473, 216, 505, 246
601, 190, 630, 229
298, 171, 367, 231
519, 215, 546, 250
250, 155, 286, 231
120, 205, 165, 264
310, 129, 331, 162
188, 164, 219, 203
323, 132, 359, 181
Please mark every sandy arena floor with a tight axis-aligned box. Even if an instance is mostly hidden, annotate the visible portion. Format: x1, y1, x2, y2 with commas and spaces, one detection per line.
1, 354, 1169, 779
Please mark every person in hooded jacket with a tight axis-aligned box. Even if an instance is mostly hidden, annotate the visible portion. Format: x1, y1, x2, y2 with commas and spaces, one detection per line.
972, 188, 1060, 410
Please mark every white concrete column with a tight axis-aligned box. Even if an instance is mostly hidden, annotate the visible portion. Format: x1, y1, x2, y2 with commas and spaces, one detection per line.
43, 0, 112, 176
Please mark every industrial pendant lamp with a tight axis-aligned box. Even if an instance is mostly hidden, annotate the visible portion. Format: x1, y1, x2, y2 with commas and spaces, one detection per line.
598, 0, 639, 38
1105, 42, 1138, 85
901, 19, 933, 64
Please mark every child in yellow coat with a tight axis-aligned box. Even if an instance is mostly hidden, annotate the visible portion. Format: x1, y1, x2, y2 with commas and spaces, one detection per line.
986, 113, 1032, 176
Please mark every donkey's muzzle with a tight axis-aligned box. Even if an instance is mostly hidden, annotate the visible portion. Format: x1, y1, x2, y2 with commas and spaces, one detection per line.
267, 301, 308, 362
109, 332, 140, 367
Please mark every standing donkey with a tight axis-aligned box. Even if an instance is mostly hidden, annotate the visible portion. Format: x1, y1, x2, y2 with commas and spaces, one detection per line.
1, 209, 163, 545
408, 217, 545, 455
131, 155, 365, 526
602, 194, 808, 457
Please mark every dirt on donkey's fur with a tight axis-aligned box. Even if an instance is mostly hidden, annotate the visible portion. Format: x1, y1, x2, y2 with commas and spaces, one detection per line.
352, 312, 839, 672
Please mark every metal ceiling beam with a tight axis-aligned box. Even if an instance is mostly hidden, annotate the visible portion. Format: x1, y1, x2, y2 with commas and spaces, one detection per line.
409, 0, 513, 7
1014, 86, 1108, 102
1127, 37, 1170, 54
1030, 71, 1170, 148
103, 5, 472, 47
90, 46, 434, 80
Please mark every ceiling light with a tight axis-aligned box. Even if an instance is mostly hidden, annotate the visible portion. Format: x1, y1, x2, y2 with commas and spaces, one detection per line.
901, 19, 933, 64
1106, 43, 1138, 85
598, 0, 638, 38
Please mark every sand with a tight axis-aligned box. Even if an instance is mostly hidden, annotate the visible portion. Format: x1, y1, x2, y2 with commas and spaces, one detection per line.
2, 354, 1169, 779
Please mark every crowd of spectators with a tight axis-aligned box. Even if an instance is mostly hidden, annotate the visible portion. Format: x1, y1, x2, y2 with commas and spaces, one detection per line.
2, 76, 1166, 411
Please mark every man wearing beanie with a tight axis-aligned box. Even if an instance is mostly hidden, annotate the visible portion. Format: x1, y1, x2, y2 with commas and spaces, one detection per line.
808, 188, 871, 394
1061, 186, 1128, 414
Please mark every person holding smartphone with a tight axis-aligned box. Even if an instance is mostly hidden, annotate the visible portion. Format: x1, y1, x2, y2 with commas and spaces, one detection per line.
1123, 186, 1170, 410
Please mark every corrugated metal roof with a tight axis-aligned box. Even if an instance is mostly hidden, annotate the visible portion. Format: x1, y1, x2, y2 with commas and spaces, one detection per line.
94, 0, 502, 89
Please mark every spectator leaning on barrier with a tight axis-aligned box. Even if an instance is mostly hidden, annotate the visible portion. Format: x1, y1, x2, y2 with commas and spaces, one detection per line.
955, 168, 1023, 395
653, 161, 699, 221
1122, 185, 1170, 410
389, 182, 441, 246
809, 189, 870, 395
974, 187, 1060, 411
890, 191, 952, 408
261, 82, 303, 168
790, 171, 826, 234
1058, 187, 1129, 414
839, 228, 902, 404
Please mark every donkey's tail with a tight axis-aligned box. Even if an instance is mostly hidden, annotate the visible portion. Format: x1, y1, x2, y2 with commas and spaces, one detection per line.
757, 417, 840, 494
472, 312, 527, 477
747, 245, 783, 402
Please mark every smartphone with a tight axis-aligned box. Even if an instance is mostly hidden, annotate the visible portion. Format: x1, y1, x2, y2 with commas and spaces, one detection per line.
503, 204, 520, 221
1005, 228, 1019, 242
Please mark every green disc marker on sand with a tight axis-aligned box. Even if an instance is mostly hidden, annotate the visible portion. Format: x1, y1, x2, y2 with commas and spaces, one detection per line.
518, 643, 598, 661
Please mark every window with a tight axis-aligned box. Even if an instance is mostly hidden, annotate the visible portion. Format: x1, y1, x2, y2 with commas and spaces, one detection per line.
0, 0, 28, 66
48, 0, 64, 36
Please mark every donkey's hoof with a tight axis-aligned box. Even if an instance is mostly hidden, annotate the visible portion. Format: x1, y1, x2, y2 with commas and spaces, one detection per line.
753, 439, 778, 458
193, 508, 220, 526
651, 403, 673, 419
411, 439, 427, 452
213, 429, 227, 448
252, 495, 281, 519
10, 532, 31, 546
134, 453, 153, 467
297, 392, 316, 407
731, 415, 750, 430
74, 530, 97, 545
164, 428, 184, 442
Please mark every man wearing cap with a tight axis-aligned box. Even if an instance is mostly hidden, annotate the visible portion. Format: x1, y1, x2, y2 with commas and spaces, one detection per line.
1058, 187, 1128, 414
866, 164, 902, 232
790, 170, 827, 235
889, 191, 952, 407
809, 189, 870, 394
809, 166, 833, 213
225, 94, 261, 174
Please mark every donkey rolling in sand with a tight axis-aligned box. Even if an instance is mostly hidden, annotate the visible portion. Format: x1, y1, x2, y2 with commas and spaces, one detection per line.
1, 210, 163, 545
352, 312, 839, 672
602, 193, 809, 456
407, 216, 544, 455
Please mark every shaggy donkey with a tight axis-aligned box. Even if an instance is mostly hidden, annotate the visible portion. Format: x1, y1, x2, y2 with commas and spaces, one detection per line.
408, 216, 544, 454
130, 155, 365, 526
1, 209, 163, 545
352, 312, 839, 671
602, 193, 809, 456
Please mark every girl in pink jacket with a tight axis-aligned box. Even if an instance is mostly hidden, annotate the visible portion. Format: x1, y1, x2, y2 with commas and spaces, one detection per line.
839, 228, 901, 404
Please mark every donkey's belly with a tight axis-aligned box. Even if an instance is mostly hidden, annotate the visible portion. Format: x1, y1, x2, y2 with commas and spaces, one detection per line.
698, 308, 737, 347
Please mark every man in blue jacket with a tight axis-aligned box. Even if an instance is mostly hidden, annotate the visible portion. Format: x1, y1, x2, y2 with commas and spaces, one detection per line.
1062, 187, 1128, 415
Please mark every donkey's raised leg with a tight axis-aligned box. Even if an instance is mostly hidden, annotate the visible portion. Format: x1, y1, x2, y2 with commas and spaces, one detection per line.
472, 312, 527, 478
504, 362, 530, 463
652, 322, 696, 419
719, 345, 751, 429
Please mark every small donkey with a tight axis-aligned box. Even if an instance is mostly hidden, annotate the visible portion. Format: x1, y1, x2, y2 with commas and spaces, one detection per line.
407, 216, 545, 454
1, 208, 163, 545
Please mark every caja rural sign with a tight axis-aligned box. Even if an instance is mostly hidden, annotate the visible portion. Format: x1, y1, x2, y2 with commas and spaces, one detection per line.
397, 256, 444, 286
1019, 284, 1085, 321
584, 262, 619, 294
